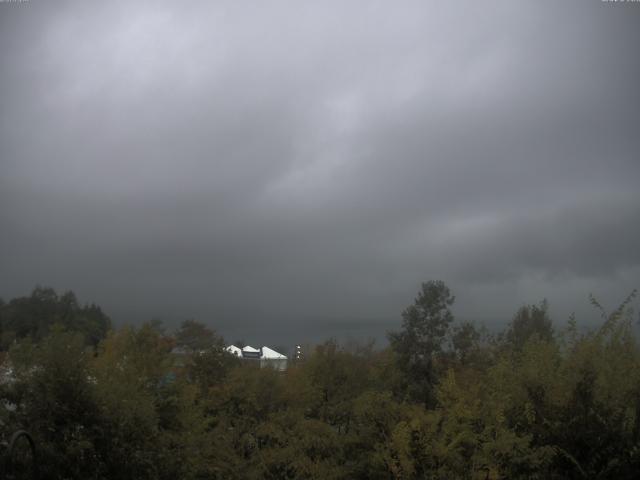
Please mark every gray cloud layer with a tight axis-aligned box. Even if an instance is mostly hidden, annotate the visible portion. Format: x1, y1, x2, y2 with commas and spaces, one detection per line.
1, 0, 639, 343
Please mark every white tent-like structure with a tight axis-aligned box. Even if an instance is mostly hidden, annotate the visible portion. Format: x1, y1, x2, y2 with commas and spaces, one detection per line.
224, 345, 288, 371
225, 345, 242, 357
261, 346, 286, 360
241, 345, 261, 359
260, 346, 287, 371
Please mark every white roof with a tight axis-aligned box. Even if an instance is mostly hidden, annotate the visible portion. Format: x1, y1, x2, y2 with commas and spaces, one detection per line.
225, 345, 242, 356
242, 345, 260, 353
261, 346, 287, 360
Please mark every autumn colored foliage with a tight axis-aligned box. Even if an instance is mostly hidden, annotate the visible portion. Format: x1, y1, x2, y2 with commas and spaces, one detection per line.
0, 284, 638, 479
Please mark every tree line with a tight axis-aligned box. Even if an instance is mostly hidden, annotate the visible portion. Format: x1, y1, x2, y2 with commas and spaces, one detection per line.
0, 282, 638, 479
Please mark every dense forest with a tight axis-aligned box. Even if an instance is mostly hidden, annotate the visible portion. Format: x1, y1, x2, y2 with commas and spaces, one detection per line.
0, 282, 638, 479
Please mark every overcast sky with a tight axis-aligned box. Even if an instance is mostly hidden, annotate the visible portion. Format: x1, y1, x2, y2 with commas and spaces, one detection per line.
1, 0, 639, 344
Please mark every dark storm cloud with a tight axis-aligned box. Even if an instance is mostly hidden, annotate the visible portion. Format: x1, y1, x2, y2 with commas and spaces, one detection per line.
1, 0, 639, 342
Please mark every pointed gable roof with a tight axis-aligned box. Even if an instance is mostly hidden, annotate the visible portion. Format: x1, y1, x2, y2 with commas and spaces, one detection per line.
261, 346, 287, 360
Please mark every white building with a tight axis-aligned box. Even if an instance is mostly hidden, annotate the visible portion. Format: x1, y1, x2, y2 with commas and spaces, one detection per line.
225, 345, 243, 357
260, 346, 288, 371
225, 345, 288, 371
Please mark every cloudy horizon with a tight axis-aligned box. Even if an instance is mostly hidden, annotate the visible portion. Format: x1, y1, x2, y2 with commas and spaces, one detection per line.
1, 0, 639, 345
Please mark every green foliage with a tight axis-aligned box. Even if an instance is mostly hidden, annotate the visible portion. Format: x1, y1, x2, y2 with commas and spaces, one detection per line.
302, 339, 372, 429
175, 319, 218, 351
90, 324, 175, 478
0, 287, 111, 349
506, 300, 554, 351
388, 280, 455, 406
0, 284, 638, 479
188, 344, 240, 394
451, 320, 482, 364
5, 329, 103, 478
